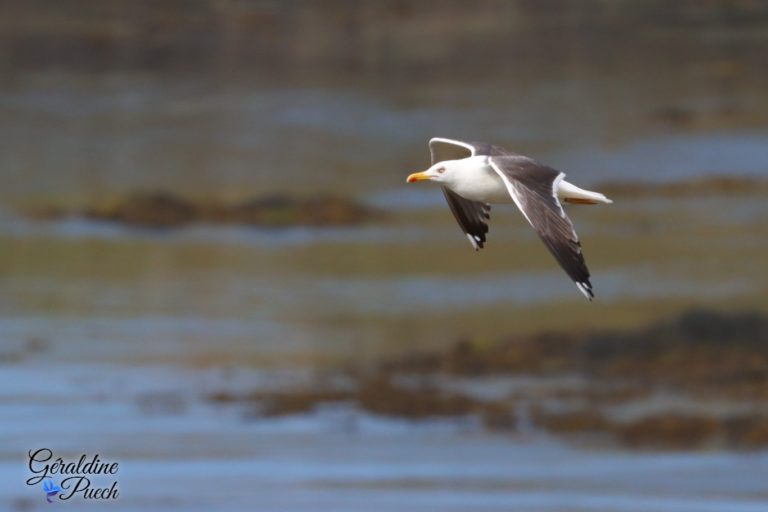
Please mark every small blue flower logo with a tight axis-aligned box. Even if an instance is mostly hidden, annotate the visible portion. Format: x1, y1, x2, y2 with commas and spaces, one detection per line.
42, 478, 61, 503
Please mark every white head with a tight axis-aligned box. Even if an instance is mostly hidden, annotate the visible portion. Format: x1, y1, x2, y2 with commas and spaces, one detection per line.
406, 158, 479, 186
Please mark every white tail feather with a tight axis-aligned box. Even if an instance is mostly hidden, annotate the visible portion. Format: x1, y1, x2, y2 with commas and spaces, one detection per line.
557, 180, 613, 204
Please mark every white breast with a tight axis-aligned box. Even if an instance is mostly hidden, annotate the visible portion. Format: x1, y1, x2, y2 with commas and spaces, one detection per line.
449, 160, 512, 204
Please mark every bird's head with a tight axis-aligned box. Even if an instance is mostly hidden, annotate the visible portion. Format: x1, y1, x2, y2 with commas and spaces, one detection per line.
406, 161, 455, 185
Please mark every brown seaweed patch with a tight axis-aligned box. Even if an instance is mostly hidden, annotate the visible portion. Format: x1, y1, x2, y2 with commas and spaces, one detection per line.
578, 309, 768, 393
379, 334, 577, 376
479, 402, 517, 430
207, 389, 352, 417
532, 407, 613, 435
383, 309, 768, 393
204, 309, 768, 449
375, 309, 768, 448
27, 191, 386, 229
724, 415, 768, 448
207, 377, 484, 420
356, 376, 476, 419
618, 414, 721, 450
256, 390, 353, 417
534, 409, 768, 450
86, 192, 198, 229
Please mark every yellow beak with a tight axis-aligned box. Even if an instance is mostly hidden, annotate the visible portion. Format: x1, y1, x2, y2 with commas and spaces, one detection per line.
406, 171, 430, 183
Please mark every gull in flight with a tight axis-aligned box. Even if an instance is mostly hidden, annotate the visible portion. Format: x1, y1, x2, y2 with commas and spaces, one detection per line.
406, 137, 612, 300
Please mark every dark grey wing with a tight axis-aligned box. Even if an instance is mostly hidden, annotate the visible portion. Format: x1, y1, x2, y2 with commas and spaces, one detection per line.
428, 138, 496, 250
489, 155, 594, 300
442, 187, 491, 250
429, 137, 511, 165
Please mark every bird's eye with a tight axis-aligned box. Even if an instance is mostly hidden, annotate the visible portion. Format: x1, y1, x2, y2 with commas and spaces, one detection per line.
437, 167, 445, 174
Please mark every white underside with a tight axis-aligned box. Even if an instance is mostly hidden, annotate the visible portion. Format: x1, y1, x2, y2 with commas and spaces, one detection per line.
448, 163, 612, 205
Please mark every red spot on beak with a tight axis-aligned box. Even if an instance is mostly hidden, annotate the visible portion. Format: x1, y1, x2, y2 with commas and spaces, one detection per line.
406, 171, 428, 183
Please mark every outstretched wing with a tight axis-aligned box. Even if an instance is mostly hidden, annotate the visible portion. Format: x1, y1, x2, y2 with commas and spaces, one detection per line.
489, 155, 594, 300
428, 138, 503, 251
429, 137, 510, 165
442, 187, 491, 250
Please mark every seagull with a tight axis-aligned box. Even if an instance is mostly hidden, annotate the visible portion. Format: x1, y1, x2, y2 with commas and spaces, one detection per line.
406, 137, 613, 300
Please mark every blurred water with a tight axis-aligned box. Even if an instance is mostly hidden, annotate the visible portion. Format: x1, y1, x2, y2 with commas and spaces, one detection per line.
2, 2, 768, 510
